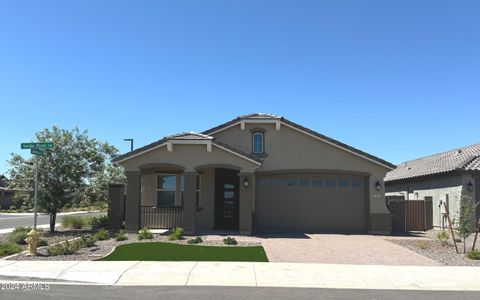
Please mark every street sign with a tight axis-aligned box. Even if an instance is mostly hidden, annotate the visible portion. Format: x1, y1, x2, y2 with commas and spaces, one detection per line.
21, 142, 54, 149
31, 148, 45, 156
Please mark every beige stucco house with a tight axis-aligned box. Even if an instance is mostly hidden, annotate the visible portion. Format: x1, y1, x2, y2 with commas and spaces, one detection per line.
114, 113, 395, 235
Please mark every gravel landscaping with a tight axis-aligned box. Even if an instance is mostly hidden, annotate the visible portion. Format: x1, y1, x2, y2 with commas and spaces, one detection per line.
3, 230, 263, 261
386, 230, 480, 266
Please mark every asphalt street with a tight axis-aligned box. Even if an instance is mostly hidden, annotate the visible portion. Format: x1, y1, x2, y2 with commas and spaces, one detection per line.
0, 285, 478, 300
0, 212, 103, 230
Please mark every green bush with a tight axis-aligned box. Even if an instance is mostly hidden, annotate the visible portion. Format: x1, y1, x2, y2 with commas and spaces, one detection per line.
61, 215, 88, 229
223, 237, 237, 246
115, 230, 128, 241
47, 240, 79, 256
79, 236, 96, 247
8, 227, 31, 245
187, 237, 203, 245
89, 215, 109, 230
138, 227, 153, 240
467, 250, 480, 260
94, 229, 109, 241
0, 242, 21, 257
38, 238, 48, 247
168, 227, 184, 241
436, 230, 450, 246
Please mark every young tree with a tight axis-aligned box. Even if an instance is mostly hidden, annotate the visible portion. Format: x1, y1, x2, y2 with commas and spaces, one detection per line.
7, 126, 122, 232
456, 197, 478, 253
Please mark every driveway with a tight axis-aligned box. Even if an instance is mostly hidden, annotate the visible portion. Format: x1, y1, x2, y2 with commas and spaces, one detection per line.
260, 234, 439, 266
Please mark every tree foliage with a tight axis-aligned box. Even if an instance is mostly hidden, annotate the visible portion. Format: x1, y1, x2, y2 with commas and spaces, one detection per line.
7, 126, 125, 231
456, 197, 478, 253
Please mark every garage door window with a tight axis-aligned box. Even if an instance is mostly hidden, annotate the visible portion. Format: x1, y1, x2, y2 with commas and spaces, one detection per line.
351, 180, 362, 188
286, 179, 297, 186
312, 179, 322, 187
260, 178, 271, 186
272, 179, 285, 186
326, 180, 336, 187
339, 180, 349, 188
299, 179, 310, 187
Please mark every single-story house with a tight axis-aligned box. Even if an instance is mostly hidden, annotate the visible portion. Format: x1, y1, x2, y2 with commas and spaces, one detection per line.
385, 144, 480, 229
113, 113, 395, 235
0, 175, 15, 209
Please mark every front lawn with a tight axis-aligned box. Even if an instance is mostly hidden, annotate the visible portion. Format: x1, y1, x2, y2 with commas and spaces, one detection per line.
99, 242, 269, 262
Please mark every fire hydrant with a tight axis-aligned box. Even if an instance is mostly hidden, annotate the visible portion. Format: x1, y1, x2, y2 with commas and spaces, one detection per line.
25, 229, 38, 256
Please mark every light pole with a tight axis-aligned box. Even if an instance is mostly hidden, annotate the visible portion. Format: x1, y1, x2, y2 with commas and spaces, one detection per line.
123, 138, 134, 152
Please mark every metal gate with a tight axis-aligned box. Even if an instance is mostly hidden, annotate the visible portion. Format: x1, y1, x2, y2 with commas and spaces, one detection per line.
387, 196, 433, 232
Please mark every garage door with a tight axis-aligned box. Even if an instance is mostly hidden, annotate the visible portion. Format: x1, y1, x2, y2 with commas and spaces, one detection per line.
256, 174, 367, 232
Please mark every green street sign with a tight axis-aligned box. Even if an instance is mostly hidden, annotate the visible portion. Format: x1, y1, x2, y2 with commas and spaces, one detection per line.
21, 142, 54, 149
31, 148, 45, 156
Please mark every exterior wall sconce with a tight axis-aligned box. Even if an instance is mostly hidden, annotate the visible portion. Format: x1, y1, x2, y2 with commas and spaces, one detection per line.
244, 178, 249, 188
467, 182, 473, 192
375, 180, 381, 192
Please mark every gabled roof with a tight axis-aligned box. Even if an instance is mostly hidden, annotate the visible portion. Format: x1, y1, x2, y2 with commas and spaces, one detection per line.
385, 144, 480, 182
203, 113, 395, 169
113, 131, 262, 164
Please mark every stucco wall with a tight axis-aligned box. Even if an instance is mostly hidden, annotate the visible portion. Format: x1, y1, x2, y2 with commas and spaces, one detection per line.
212, 122, 391, 214
196, 168, 215, 229
385, 173, 475, 228
121, 144, 259, 174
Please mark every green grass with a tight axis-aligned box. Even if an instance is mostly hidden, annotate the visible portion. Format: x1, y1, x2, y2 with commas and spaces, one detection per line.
99, 242, 269, 262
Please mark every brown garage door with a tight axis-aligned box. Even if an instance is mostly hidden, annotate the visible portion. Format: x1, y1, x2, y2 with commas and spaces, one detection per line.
256, 174, 367, 232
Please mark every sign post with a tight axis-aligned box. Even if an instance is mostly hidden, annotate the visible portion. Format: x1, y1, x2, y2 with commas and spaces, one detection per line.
21, 142, 53, 230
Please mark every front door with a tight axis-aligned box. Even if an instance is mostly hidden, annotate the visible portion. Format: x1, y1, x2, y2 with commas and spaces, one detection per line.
214, 168, 239, 230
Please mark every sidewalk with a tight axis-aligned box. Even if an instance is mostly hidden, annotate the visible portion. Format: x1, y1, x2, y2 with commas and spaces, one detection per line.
0, 260, 479, 290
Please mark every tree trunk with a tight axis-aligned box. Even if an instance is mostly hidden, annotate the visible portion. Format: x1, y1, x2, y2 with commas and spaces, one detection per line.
49, 212, 57, 232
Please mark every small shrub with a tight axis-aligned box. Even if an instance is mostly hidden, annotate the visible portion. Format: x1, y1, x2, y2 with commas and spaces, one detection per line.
223, 237, 238, 246
436, 230, 450, 246
115, 230, 128, 241
168, 227, 184, 241
37, 238, 48, 247
187, 237, 203, 244
9, 205, 17, 211
47, 240, 78, 256
94, 229, 109, 241
79, 236, 96, 247
89, 215, 109, 230
467, 250, 480, 260
415, 240, 429, 250
61, 215, 87, 229
0, 242, 21, 257
8, 227, 30, 245
138, 227, 153, 240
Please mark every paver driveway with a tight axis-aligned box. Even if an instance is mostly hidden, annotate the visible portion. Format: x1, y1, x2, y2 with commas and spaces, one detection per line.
260, 234, 439, 266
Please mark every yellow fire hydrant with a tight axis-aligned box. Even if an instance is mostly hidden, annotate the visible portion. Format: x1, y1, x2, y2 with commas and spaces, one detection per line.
25, 229, 39, 256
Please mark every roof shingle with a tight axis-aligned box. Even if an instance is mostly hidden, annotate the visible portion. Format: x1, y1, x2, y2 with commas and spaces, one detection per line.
385, 144, 480, 182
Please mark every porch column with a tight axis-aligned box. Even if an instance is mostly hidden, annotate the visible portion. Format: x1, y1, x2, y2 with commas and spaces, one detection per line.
183, 172, 197, 234
125, 172, 141, 233
239, 173, 255, 235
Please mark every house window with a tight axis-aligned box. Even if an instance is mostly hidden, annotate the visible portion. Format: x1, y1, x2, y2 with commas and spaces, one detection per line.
312, 179, 322, 187
157, 174, 176, 207
339, 180, 348, 188
252, 132, 264, 154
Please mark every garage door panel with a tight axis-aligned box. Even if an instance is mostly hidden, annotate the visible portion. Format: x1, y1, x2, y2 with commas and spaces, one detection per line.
256, 175, 366, 232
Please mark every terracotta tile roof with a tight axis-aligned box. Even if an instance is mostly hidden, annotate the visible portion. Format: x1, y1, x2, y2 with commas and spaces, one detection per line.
385, 144, 480, 182
165, 132, 213, 140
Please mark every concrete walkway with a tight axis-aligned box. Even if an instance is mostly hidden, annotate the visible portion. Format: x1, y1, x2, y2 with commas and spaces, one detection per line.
0, 260, 479, 290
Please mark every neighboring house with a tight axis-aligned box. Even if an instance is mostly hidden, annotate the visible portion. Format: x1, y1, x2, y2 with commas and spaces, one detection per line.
0, 175, 15, 209
114, 113, 395, 235
385, 144, 480, 229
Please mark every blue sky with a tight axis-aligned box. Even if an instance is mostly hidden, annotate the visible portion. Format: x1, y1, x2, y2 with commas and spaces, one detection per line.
1, 1, 479, 174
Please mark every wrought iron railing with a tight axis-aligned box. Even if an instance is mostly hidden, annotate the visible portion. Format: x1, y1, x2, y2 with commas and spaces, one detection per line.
140, 206, 183, 229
